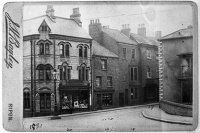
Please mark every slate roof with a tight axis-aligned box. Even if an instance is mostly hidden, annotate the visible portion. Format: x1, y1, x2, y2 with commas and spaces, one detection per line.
92, 40, 118, 58
130, 33, 159, 46
159, 27, 193, 41
23, 15, 92, 39
102, 28, 137, 45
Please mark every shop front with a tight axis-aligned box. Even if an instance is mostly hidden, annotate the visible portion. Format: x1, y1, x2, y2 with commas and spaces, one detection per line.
59, 80, 90, 114
94, 90, 114, 110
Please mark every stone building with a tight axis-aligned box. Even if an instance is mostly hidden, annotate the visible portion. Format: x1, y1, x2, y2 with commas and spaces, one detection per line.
92, 40, 119, 110
158, 26, 193, 116
129, 24, 159, 103
89, 20, 156, 106
23, 6, 92, 117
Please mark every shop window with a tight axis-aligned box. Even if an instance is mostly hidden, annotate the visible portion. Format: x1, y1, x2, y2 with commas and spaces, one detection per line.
40, 93, 51, 109
101, 59, 107, 70
102, 94, 112, 106
132, 49, 136, 59
123, 48, 126, 59
45, 43, 50, 55
147, 66, 152, 78
24, 91, 30, 109
84, 46, 87, 58
130, 67, 138, 81
46, 67, 51, 81
40, 43, 44, 55
96, 76, 102, 87
107, 77, 112, 87
59, 44, 64, 56
147, 49, 152, 59
79, 46, 83, 57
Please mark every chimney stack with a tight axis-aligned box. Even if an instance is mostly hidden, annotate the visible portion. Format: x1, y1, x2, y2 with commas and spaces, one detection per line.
137, 23, 146, 37
89, 18, 102, 44
155, 31, 162, 39
121, 24, 131, 37
70, 8, 82, 27
46, 5, 55, 21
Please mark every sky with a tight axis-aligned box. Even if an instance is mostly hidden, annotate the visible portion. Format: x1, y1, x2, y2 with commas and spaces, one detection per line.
23, 1, 193, 37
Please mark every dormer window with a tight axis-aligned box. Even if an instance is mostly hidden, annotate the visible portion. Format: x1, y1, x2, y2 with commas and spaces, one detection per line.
38, 19, 51, 33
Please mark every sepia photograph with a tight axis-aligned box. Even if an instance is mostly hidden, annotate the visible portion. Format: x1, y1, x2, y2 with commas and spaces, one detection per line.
2, 1, 198, 132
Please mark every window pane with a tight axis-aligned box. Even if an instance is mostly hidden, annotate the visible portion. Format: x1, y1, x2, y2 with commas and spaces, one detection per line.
107, 77, 112, 86
60, 68, 63, 80
60, 44, 64, 56
123, 48, 126, 58
134, 68, 138, 81
79, 46, 83, 57
132, 49, 135, 59
45, 43, 49, 55
63, 66, 67, 80
96, 77, 101, 87
79, 69, 81, 80
46, 67, 51, 81
66, 45, 69, 56
39, 68, 44, 80
82, 67, 85, 80
84, 46, 87, 58
86, 69, 88, 81
101, 59, 107, 70
131, 67, 133, 81
40, 43, 44, 55
67, 68, 71, 80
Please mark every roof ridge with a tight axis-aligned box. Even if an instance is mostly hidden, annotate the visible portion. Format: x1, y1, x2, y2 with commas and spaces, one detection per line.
23, 15, 46, 21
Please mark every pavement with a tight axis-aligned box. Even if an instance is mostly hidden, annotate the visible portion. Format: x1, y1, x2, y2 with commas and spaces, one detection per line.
142, 106, 193, 125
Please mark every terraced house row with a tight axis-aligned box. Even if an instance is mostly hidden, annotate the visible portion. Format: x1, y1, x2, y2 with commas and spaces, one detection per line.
23, 5, 159, 117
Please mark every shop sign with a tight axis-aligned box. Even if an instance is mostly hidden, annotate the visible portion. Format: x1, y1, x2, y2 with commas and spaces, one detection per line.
35, 93, 40, 112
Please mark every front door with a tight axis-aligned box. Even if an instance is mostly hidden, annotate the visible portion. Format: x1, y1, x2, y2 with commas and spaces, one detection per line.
125, 89, 128, 106
119, 93, 124, 107
96, 94, 101, 109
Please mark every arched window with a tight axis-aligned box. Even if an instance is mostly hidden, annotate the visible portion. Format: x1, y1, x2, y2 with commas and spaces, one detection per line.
24, 89, 30, 109
78, 64, 89, 81
66, 44, 69, 57
38, 66, 44, 80
79, 46, 83, 57
45, 43, 49, 55
59, 63, 71, 81
46, 67, 51, 81
84, 46, 87, 58
40, 43, 44, 55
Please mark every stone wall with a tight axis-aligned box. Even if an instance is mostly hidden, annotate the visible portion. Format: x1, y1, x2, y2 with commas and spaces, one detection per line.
160, 100, 192, 117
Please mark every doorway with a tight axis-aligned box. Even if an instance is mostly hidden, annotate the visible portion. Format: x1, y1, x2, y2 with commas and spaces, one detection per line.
119, 93, 124, 107
125, 89, 128, 106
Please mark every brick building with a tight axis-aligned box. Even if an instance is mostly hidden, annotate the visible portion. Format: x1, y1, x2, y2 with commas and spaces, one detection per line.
92, 40, 119, 110
23, 6, 93, 117
158, 26, 193, 116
